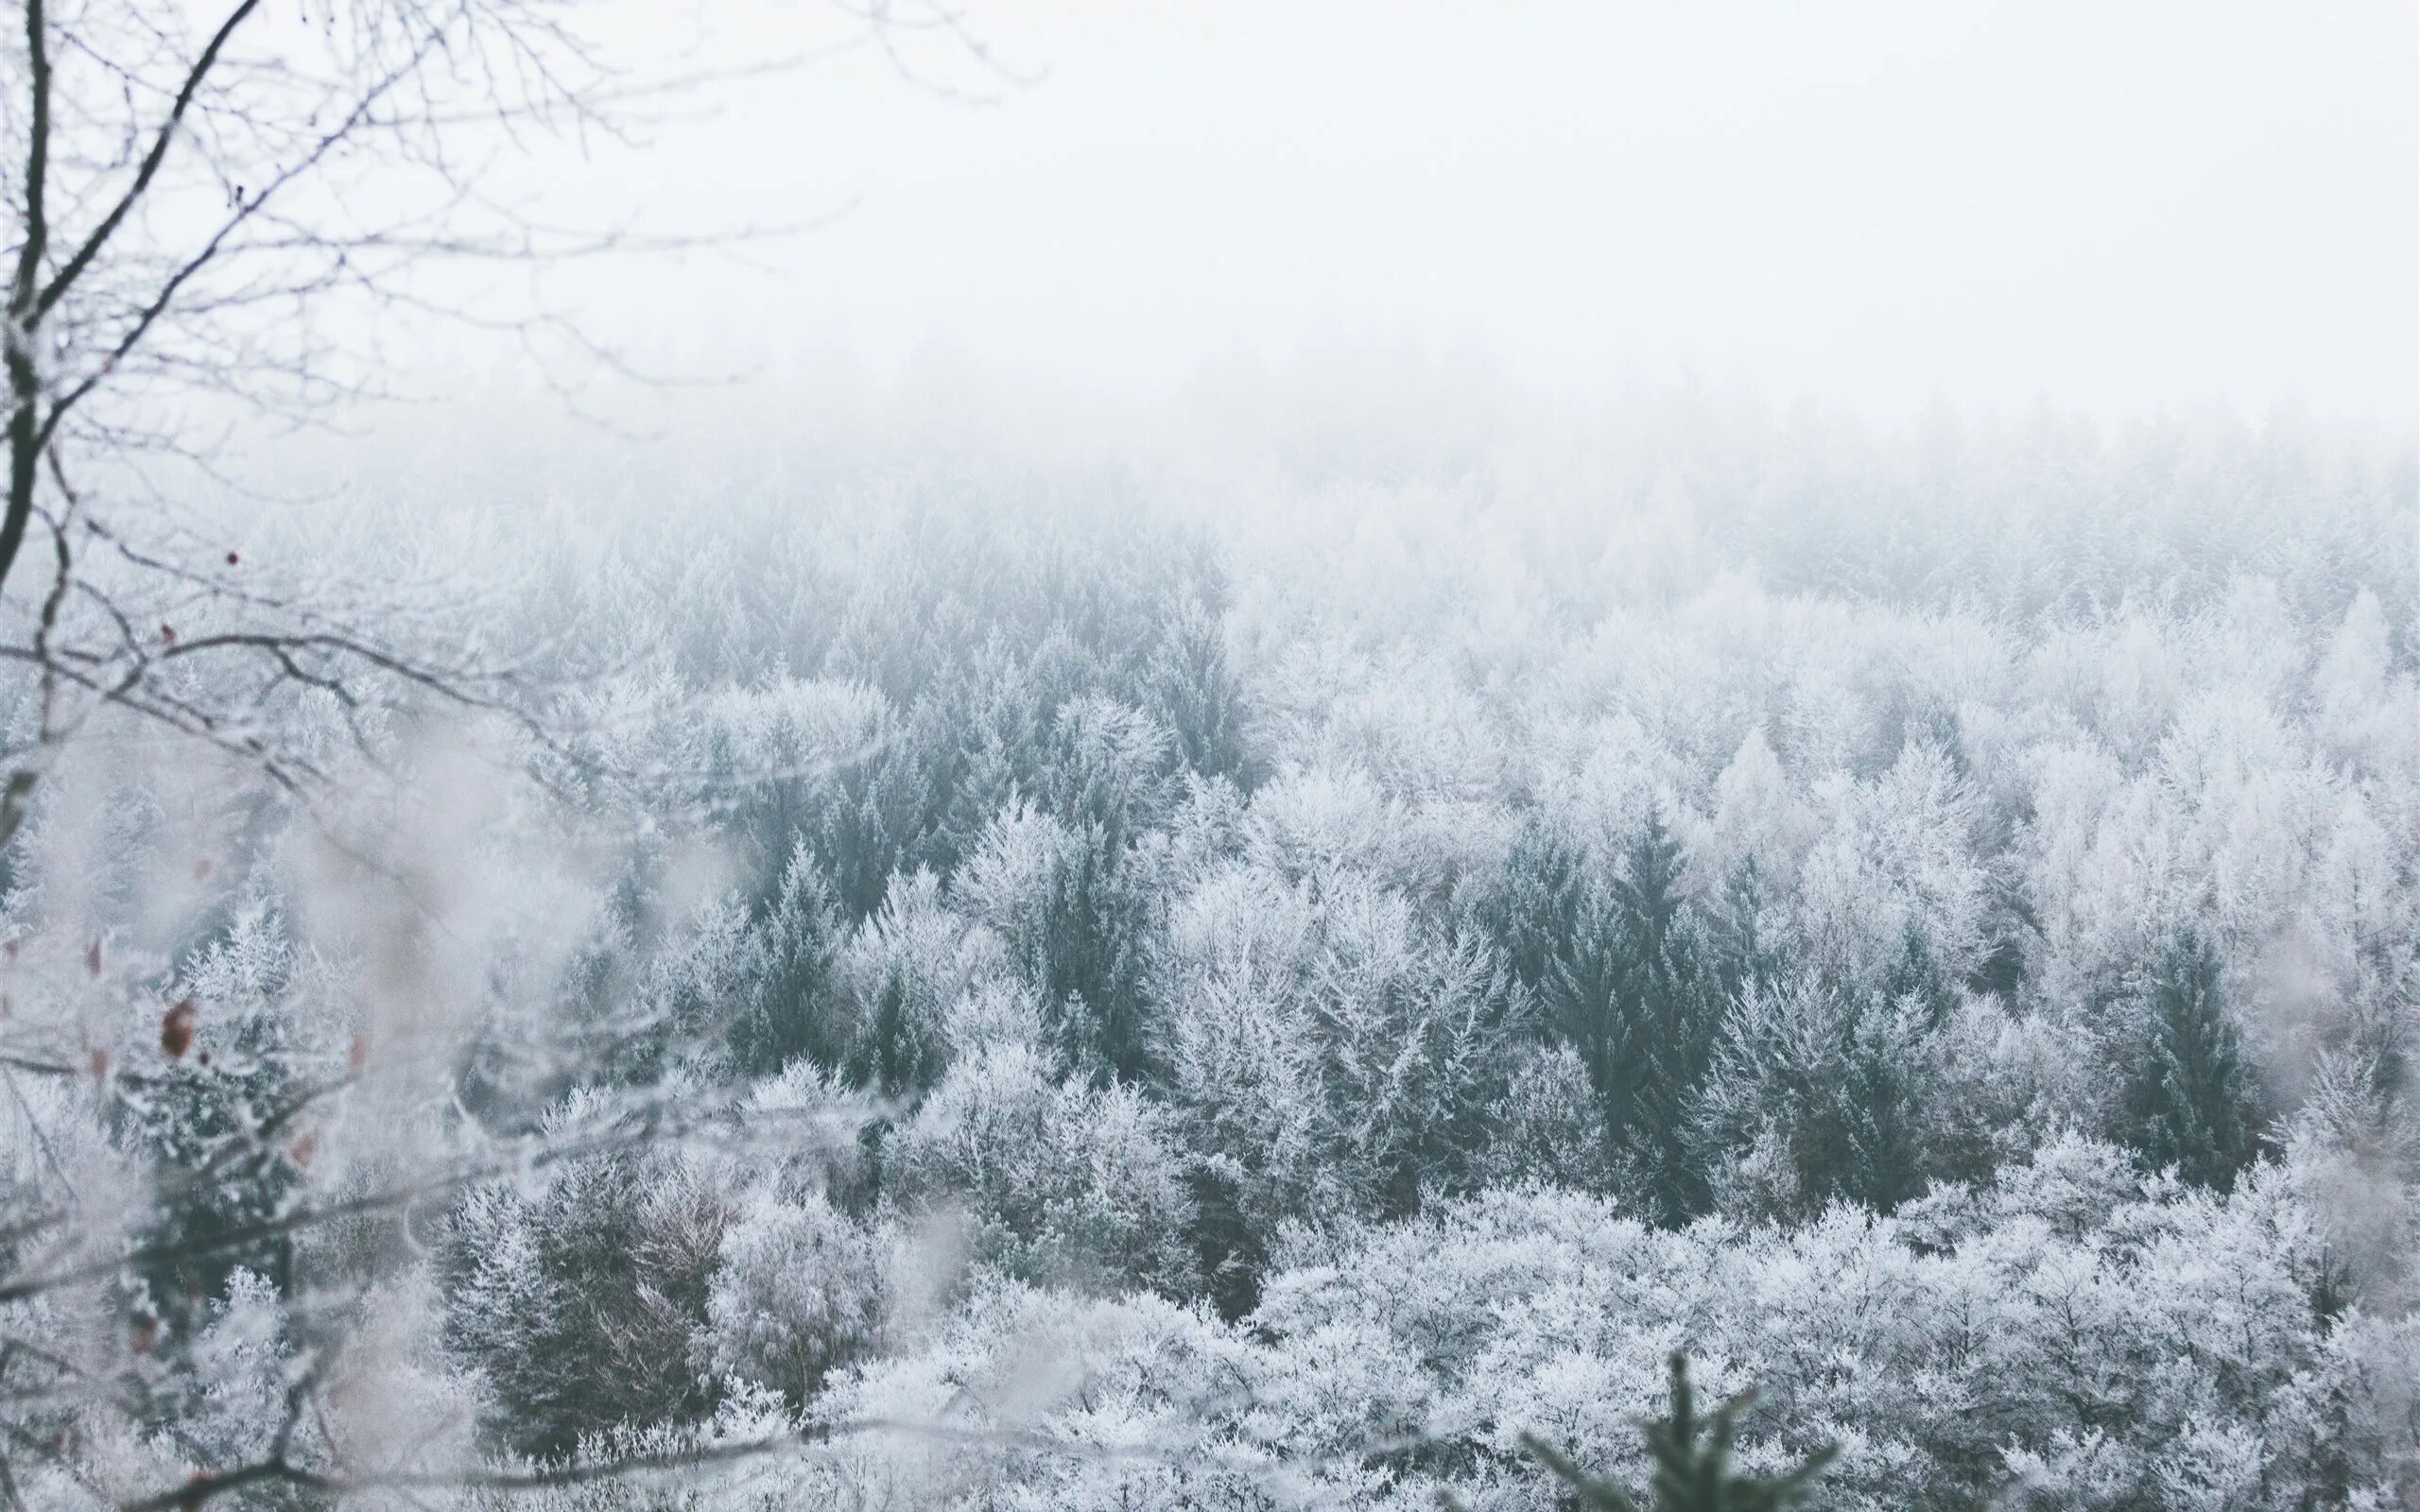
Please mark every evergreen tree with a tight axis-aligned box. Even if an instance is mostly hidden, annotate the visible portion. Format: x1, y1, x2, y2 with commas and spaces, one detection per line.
118, 913, 311, 1333
832, 870, 967, 1104
957, 797, 1159, 1085
1503, 1354, 1836, 1512
1144, 593, 1253, 785
1031, 699, 1177, 1080
1695, 858, 1780, 1012
1034, 819, 1157, 1081
445, 1119, 729, 1460
1185, 1160, 1269, 1321
1694, 979, 1931, 1219
1304, 881, 1528, 1218
730, 839, 846, 1075
1459, 812, 1586, 996
1547, 812, 1718, 1222
2123, 930, 2264, 1190
840, 970, 947, 1101
811, 690, 967, 919
1840, 998, 1928, 1211
1965, 865, 2038, 1002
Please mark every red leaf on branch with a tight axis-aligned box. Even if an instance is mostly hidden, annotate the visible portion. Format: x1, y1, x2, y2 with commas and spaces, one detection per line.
161, 1000, 199, 1059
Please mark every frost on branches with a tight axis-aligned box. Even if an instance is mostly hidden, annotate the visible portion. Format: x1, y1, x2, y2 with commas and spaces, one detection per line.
1, 400, 2415, 1507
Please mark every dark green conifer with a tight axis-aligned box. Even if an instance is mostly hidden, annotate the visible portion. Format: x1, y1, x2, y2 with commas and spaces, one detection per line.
1511, 1353, 1837, 1512
2124, 929, 2263, 1190
1547, 811, 1717, 1222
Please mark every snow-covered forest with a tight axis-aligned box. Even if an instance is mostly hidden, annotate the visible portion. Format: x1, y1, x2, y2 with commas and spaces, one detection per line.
2, 388, 2414, 1507
4, 0, 2415, 1507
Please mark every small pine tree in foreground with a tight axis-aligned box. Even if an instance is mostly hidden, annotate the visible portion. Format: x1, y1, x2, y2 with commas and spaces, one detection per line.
1467, 1353, 1837, 1511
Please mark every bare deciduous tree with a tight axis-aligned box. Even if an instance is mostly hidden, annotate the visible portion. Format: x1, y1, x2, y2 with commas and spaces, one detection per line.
8, 3, 561, 840
0, 0, 995, 845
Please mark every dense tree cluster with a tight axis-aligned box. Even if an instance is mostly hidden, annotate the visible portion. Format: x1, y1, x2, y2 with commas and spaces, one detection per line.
0, 401, 2412, 1505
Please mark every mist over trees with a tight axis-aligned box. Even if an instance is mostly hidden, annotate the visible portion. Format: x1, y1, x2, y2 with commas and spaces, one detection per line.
0, 371, 2410, 1507
0, 0, 2404, 1503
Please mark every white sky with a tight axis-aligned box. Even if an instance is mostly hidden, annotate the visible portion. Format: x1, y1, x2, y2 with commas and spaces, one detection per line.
513, 0, 2415, 426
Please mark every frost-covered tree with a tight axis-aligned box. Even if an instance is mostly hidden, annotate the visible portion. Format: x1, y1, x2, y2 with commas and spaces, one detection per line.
699, 1186, 884, 1407
729, 837, 847, 1076
834, 869, 984, 1101
885, 1041, 1199, 1297
1143, 591, 1253, 785
1694, 978, 1930, 1220
3, 365, 2413, 1503
445, 1103, 735, 1459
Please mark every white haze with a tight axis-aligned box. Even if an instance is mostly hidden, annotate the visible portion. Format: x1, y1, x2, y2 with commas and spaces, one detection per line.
448, 0, 2420, 431
8, 4, 2420, 1506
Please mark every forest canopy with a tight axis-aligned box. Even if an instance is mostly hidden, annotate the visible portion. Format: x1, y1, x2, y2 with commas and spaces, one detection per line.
0, 383, 2414, 1508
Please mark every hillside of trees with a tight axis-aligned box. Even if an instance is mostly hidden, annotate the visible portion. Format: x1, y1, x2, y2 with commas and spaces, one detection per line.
2, 396, 2413, 1507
